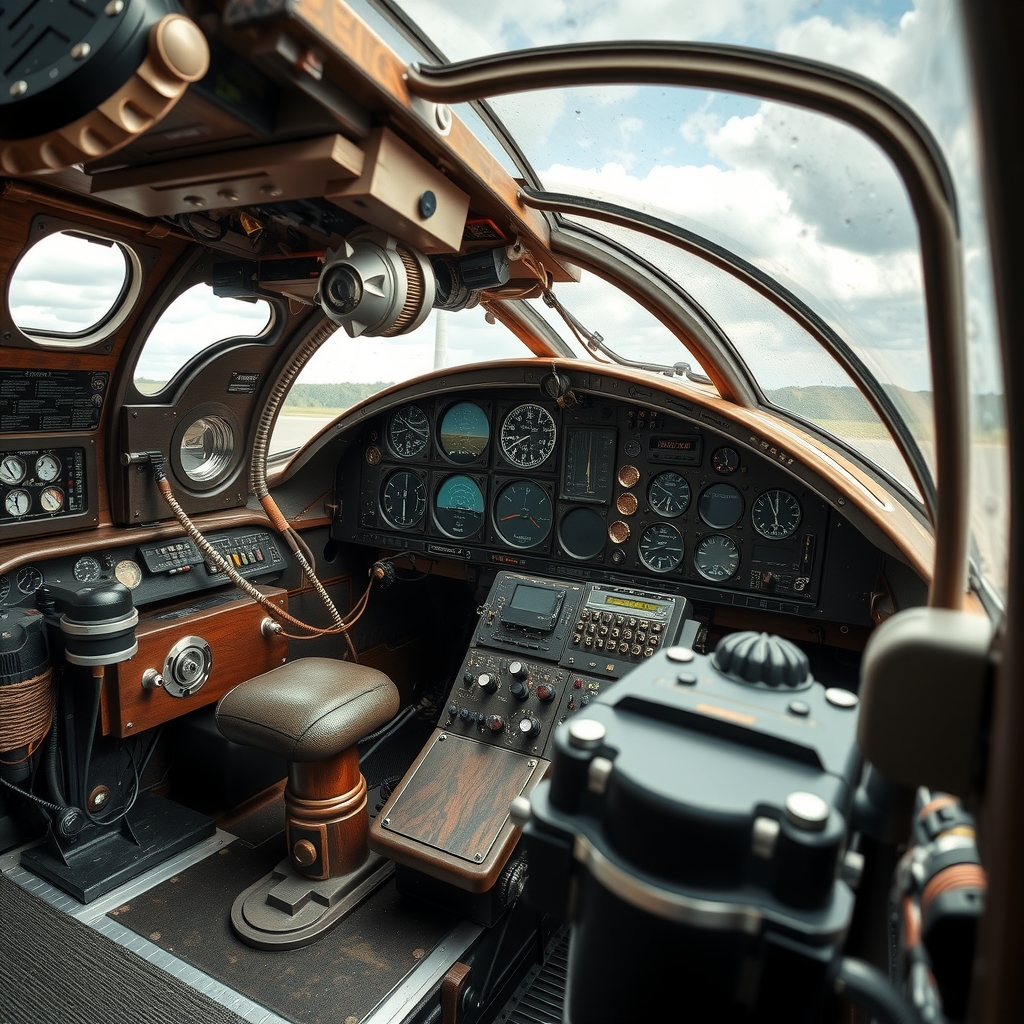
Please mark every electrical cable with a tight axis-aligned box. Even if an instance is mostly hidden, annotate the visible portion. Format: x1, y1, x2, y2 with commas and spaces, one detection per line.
832, 956, 924, 1024
358, 704, 420, 765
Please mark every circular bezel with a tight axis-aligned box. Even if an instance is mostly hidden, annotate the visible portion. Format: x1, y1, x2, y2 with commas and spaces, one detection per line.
751, 489, 802, 540
499, 403, 556, 470
34, 453, 61, 482
16, 566, 43, 594
698, 483, 744, 529
433, 474, 485, 538
647, 471, 692, 518
386, 404, 430, 459
114, 559, 142, 589
493, 479, 552, 548
170, 404, 244, 492
638, 523, 684, 573
39, 486, 63, 512
379, 469, 427, 529
73, 556, 102, 582
438, 401, 490, 464
693, 534, 741, 581
711, 447, 740, 475
0, 455, 26, 485
4, 489, 31, 517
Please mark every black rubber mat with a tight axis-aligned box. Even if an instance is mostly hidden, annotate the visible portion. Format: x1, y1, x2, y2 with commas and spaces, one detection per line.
0, 873, 246, 1024
110, 838, 458, 1024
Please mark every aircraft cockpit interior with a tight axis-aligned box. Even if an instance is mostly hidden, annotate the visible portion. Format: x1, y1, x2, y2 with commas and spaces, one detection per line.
1, 1, 1021, 1022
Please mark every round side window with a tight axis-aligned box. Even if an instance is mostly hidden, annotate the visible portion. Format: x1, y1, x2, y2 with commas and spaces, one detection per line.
180, 416, 235, 484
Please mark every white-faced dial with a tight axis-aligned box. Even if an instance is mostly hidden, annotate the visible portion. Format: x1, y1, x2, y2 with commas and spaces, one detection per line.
500, 404, 556, 470
34, 454, 61, 482
4, 489, 31, 517
0, 456, 26, 485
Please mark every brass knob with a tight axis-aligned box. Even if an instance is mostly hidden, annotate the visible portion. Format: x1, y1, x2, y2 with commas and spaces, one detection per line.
292, 839, 317, 868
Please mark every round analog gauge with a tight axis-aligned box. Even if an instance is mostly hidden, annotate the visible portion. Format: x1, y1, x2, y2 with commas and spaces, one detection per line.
114, 559, 142, 590
73, 556, 103, 582
616, 492, 638, 516
698, 483, 744, 530
0, 455, 26, 486
694, 535, 741, 581
648, 472, 692, 518
387, 404, 430, 459
494, 480, 552, 548
638, 524, 684, 573
499, 404, 557, 470
34, 453, 61, 482
16, 566, 43, 595
608, 520, 630, 545
434, 475, 485, 538
558, 506, 606, 560
617, 465, 640, 488
439, 402, 489, 464
39, 486, 63, 513
712, 447, 740, 475
752, 489, 802, 539
0, 575, 10, 603
4, 489, 31, 518
380, 470, 427, 529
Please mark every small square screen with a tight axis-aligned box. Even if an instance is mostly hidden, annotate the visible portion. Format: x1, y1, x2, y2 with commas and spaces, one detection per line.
509, 584, 559, 616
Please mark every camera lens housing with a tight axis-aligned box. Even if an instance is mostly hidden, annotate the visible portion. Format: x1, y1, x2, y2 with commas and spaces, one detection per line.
318, 230, 435, 337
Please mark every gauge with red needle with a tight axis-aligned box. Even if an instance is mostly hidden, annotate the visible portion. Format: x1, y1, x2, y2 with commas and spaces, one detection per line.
494, 480, 552, 548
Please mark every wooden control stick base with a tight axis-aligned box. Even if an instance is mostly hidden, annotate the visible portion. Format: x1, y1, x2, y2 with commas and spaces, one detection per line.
286, 746, 368, 881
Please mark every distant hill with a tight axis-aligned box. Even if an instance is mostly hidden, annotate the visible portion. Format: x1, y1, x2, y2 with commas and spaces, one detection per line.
282, 381, 393, 412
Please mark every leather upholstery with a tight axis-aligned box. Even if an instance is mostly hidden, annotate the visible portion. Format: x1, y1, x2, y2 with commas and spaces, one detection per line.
216, 658, 400, 761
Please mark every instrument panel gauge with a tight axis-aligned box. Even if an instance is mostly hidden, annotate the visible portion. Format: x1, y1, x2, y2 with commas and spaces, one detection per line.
494, 480, 552, 548
34, 454, 61, 482
0, 575, 9, 603
380, 470, 427, 529
73, 556, 103, 582
39, 486, 64, 513
647, 471, 691, 518
698, 483, 744, 530
638, 523, 684, 573
499, 404, 556, 469
4, 489, 31, 518
694, 535, 741, 581
0, 456, 26, 486
712, 447, 740, 475
387, 404, 430, 459
751, 489, 802, 540
439, 402, 489, 463
608, 520, 630, 545
434, 475, 485, 538
115, 559, 142, 590
16, 566, 43, 595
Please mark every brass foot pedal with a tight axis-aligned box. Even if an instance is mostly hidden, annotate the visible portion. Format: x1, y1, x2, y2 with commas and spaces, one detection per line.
230, 853, 393, 949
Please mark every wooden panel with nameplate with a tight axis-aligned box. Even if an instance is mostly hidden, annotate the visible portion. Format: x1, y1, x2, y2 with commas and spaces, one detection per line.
105, 587, 288, 738
370, 729, 546, 893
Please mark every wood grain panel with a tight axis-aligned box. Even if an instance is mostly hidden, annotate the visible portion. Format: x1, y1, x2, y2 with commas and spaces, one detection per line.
370, 729, 545, 892
107, 588, 288, 738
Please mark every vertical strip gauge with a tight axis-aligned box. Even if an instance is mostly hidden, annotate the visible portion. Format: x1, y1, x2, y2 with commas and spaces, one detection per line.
380, 470, 427, 528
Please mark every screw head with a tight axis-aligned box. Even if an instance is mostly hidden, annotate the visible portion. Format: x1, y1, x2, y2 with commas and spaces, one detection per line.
183, 195, 205, 208
9, 80, 27, 97
71, 42, 91, 60
259, 183, 284, 197
105, 0, 124, 14
434, 103, 452, 132
567, 718, 606, 750
418, 190, 437, 219
784, 791, 829, 831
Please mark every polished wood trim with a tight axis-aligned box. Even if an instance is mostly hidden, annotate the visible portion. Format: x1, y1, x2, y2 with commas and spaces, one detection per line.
289, 746, 361, 801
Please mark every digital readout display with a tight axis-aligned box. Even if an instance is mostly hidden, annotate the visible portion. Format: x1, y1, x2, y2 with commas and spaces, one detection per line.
510, 583, 561, 616
648, 434, 703, 466
653, 437, 698, 451
602, 596, 660, 613
586, 587, 673, 619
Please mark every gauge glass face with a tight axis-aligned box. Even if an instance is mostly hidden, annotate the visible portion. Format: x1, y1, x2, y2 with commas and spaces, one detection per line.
73, 556, 102, 582
638, 524, 684, 573
387, 404, 430, 459
439, 402, 489, 463
751, 490, 802, 539
500, 404, 557, 469
0, 456, 26, 486
647, 471, 691, 518
558, 506, 606, 560
494, 480, 552, 548
698, 483, 744, 529
39, 486, 63, 513
34, 454, 61, 482
115, 559, 142, 589
380, 470, 426, 528
712, 447, 740, 475
694, 535, 741, 581
562, 428, 616, 503
4, 489, 31, 517
16, 566, 43, 595
434, 475, 485, 537
0, 575, 9, 603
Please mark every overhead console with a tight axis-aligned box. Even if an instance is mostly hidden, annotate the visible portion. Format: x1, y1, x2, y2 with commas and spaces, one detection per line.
332, 385, 881, 625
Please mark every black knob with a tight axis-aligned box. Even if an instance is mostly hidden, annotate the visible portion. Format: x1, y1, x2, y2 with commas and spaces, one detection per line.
462, 671, 475, 687
448, 703, 458, 717
475, 711, 485, 723
508, 660, 529, 681
486, 714, 504, 732
458, 707, 471, 721
518, 713, 540, 737
535, 683, 555, 703
477, 673, 497, 694
509, 679, 530, 701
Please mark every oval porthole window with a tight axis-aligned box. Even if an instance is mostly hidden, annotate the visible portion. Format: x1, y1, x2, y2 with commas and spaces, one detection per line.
135, 283, 273, 395
179, 415, 235, 484
7, 230, 136, 343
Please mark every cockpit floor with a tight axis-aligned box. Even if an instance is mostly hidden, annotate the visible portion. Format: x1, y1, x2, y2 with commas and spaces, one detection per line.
110, 797, 457, 1024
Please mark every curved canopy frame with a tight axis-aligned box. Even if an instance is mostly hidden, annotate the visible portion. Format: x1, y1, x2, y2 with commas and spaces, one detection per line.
405, 41, 970, 609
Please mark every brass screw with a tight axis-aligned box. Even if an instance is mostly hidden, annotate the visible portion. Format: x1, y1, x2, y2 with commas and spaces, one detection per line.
71, 42, 91, 60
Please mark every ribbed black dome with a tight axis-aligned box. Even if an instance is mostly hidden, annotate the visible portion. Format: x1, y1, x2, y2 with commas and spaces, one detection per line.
712, 631, 810, 688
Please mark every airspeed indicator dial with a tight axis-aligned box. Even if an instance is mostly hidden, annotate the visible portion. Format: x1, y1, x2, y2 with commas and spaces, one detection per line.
752, 489, 802, 540
500, 404, 556, 469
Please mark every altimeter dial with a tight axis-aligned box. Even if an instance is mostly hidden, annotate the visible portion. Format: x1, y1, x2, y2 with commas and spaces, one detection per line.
387, 404, 430, 459
500, 404, 556, 470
